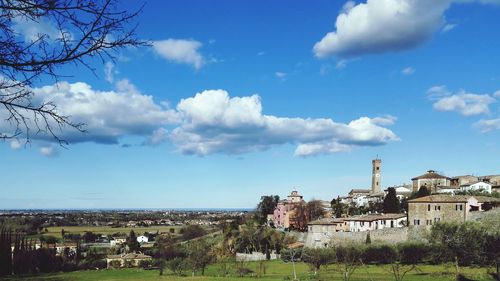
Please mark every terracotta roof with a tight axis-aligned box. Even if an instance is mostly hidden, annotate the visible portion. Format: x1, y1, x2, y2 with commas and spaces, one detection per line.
349, 189, 370, 194
344, 213, 406, 222
474, 196, 500, 203
408, 195, 471, 203
287, 242, 304, 249
308, 218, 345, 225
411, 170, 450, 180
460, 181, 491, 187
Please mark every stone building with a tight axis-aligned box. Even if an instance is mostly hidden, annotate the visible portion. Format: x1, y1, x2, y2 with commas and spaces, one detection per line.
344, 213, 406, 232
106, 252, 152, 268
407, 195, 500, 228
411, 170, 451, 193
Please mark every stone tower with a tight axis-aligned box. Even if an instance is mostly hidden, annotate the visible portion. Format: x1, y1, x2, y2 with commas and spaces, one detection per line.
371, 158, 382, 194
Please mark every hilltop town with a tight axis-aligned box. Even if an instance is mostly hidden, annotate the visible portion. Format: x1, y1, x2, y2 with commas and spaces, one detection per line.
264, 159, 500, 248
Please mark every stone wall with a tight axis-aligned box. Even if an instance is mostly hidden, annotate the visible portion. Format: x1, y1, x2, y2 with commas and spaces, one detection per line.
305, 227, 428, 248
235, 252, 280, 261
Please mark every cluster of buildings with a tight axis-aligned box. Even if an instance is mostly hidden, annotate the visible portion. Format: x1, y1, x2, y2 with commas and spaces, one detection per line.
277, 158, 500, 248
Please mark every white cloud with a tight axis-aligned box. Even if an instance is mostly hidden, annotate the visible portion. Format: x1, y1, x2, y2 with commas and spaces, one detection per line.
313, 0, 450, 58
474, 119, 500, 132
2, 84, 399, 157
104, 62, 116, 83
430, 88, 496, 116
494, 90, 500, 98
10, 139, 22, 150
442, 23, 457, 32
401, 67, 415, 75
12, 16, 70, 42
39, 145, 58, 157
152, 39, 205, 70
170, 90, 399, 156
144, 128, 169, 146
275, 72, 287, 79
1, 80, 179, 145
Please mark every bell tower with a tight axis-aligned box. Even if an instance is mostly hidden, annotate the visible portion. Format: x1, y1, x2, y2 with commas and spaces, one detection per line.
371, 158, 381, 194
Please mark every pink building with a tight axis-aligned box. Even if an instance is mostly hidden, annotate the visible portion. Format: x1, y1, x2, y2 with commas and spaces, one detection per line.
272, 191, 304, 229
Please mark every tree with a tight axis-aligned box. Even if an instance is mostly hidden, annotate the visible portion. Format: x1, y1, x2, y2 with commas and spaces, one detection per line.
335, 244, 364, 281
180, 225, 206, 241
255, 195, 280, 224
365, 233, 371, 244
0, 0, 146, 143
281, 248, 302, 281
306, 200, 326, 222
127, 230, 140, 253
331, 196, 345, 218
383, 187, 401, 213
415, 187, 430, 198
185, 239, 214, 276
302, 248, 336, 276
291, 202, 308, 231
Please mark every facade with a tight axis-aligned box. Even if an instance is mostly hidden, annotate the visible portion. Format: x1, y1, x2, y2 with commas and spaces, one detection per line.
450, 175, 478, 187
344, 213, 406, 232
411, 170, 451, 193
307, 218, 347, 248
371, 159, 382, 195
136, 235, 149, 243
106, 253, 152, 268
272, 190, 305, 229
407, 195, 500, 228
460, 181, 492, 193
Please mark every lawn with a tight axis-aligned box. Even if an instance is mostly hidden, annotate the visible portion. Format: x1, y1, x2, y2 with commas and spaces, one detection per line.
2, 261, 497, 281
39, 225, 188, 239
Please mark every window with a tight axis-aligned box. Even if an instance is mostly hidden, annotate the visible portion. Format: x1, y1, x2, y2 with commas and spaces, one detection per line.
361, 222, 364, 227
428, 204, 431, 211
460, 205, 463, 211
413, 219, 420, 226
376, 167, 379, 171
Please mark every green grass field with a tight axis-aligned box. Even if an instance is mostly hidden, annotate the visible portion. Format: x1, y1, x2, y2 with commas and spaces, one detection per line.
40, 225, 187, 239
2, 261, 497, 281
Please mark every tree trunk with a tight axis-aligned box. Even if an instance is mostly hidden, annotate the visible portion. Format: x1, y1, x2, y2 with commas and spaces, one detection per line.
455, 256, 460, 281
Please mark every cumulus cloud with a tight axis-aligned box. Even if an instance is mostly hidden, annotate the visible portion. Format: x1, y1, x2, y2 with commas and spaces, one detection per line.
401, 67, 415, 75
152, 39, 205, 69
39, 145, 58, 157
0, 80, 178, 145
442, 23, 457, 32
10, 139, 22, 150
275, 72, 287, 79
104, 62, 116, 83
313, 0, 450, 58
430, 88, 496, 116
2, 84, 399, 157
170, 90, 399, 156
474, 119, 500, 132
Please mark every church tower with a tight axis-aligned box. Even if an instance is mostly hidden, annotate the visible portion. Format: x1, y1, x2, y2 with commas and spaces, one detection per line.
371, 158, 382, 194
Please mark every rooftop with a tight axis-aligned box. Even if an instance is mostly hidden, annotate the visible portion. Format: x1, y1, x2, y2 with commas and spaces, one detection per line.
411, 170, 450, 180
344, 213, 406, 222
408, 195, 500, 203
308, 217, 345, 225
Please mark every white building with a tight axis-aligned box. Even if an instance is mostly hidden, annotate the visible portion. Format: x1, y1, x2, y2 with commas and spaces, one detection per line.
136, 235, 149, 243
344, 213, 407, 232
461, 181, 492, 193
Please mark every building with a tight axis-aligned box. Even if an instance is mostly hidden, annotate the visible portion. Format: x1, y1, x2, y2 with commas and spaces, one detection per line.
407, 195, 500, 228
272, 190, 305, 229
306, 218, 348, 248
106, 253, 152, 268
344, 213, 406, 232
371, 158, 382, 195
460, 181, 492, 193
136, 235, 149, 243
478, 175, 500, 186
411, 170, 451, 193
450, 175, 478, 187
385, 184, 412, 200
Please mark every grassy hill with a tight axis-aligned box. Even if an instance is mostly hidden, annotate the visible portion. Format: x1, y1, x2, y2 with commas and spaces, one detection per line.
2, 260, 497, 281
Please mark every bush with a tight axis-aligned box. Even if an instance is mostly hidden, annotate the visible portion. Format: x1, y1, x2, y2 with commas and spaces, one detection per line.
363, 244, 397, 264
398, 242, 430, 264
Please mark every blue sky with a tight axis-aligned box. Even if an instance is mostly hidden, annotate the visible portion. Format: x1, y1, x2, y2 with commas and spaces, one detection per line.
1, 0, 500, 209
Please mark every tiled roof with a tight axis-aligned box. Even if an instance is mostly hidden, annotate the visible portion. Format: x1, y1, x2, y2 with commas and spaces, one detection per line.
408, 195, 471, 203
308, 218, 345, 225
343, 213, 406, 222
411, 170, 450, 180
349, 189, 370, 193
